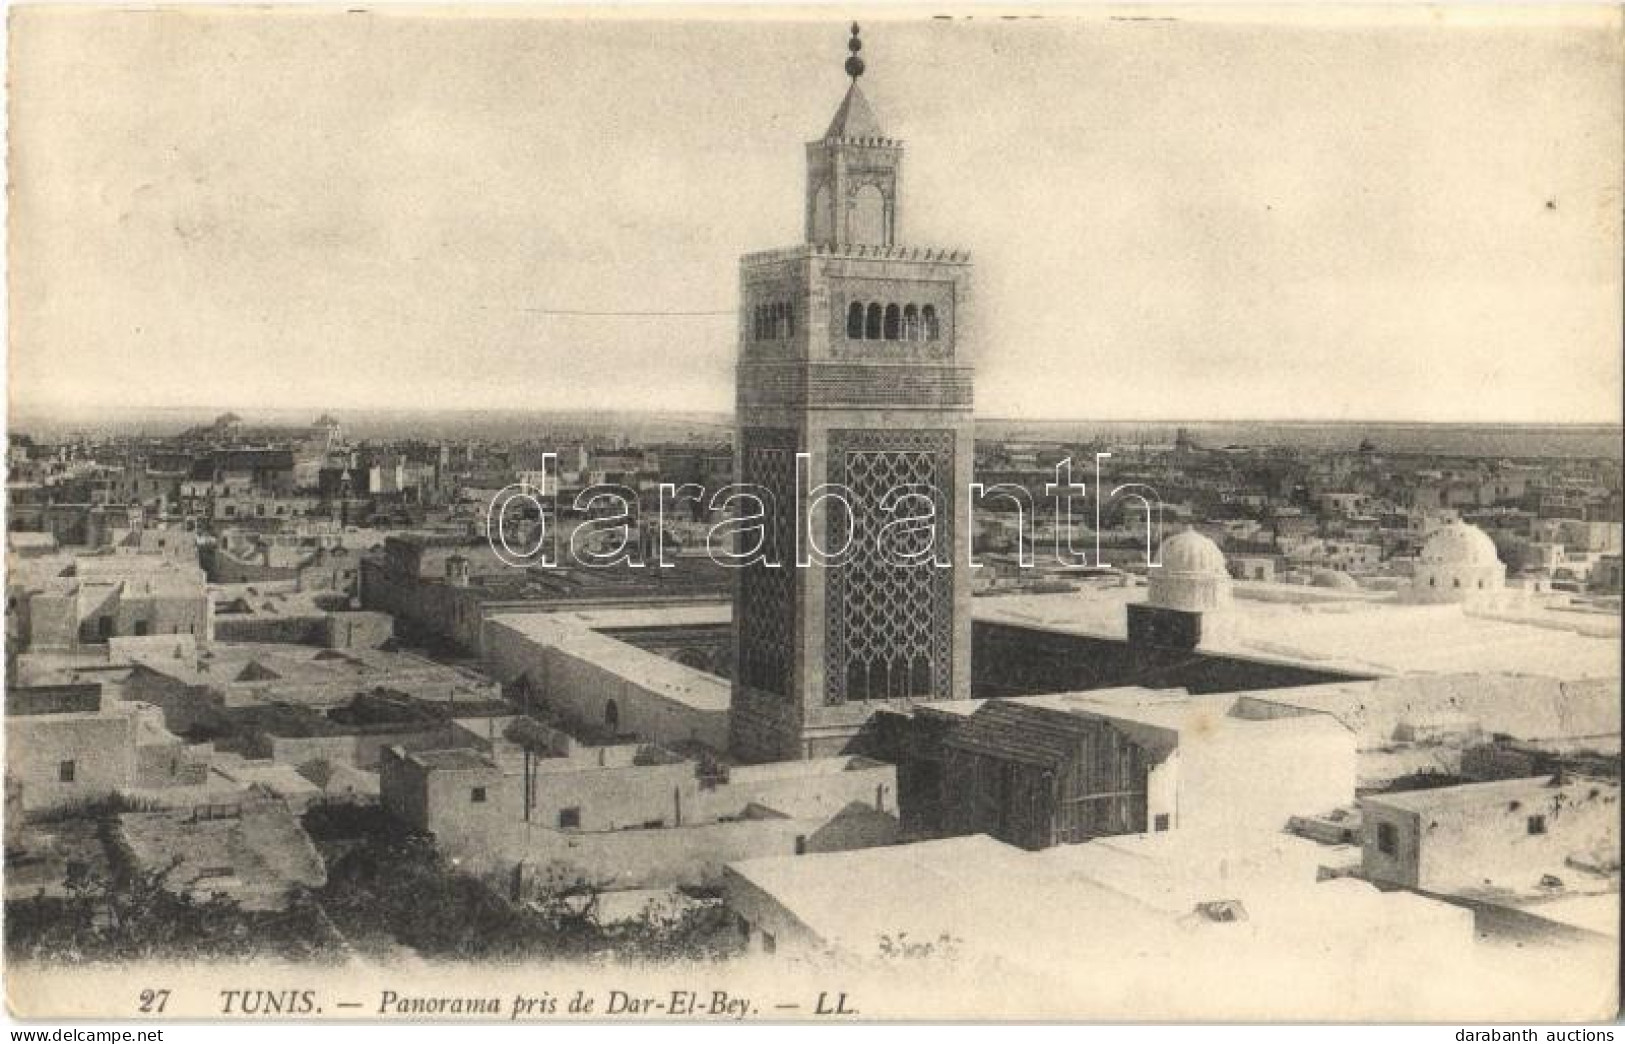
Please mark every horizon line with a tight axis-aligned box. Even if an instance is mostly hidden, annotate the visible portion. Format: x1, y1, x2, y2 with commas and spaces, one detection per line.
6, 403, 1623, 431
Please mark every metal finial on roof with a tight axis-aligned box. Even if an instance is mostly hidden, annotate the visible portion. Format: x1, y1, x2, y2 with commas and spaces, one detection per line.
844, 22, 865, 80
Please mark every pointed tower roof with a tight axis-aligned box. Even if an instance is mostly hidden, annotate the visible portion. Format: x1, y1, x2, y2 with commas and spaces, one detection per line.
824, 81, 885, 141
821, 22, 888, 142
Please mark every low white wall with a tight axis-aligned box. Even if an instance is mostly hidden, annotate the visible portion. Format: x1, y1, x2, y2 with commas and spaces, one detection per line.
501, 805, 901, 892
485, 616, 729, 751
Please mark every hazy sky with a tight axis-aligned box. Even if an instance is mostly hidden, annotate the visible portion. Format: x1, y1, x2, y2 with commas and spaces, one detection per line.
9, 6, 1623, 424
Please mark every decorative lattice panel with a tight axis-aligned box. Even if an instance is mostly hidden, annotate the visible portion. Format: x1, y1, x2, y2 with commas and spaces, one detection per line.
737, 428, 798, 698
825, 429, 955, 705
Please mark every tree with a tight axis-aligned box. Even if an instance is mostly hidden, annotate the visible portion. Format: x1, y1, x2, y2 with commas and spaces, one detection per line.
6, 856, 339, 965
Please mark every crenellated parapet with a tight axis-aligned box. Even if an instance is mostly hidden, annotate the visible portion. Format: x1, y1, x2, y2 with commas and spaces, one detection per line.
819, 135, 904, 149
741, 243, 972, 267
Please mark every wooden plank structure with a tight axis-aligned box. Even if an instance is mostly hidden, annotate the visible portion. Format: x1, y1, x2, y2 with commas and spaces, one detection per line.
942, 701, 1150, 850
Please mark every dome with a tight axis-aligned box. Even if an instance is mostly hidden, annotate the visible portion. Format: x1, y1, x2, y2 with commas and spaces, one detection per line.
1310, 568, 1359, 590
1146, 528, 1233, 614
1156, 529, 1227, 576
1409, 520, 1507, 604
1419, 522, 1501, 568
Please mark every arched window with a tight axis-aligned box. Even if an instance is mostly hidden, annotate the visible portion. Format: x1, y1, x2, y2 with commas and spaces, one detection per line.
883, 304, 901, 340
810, 182, 833, 243
865, 303, 882, 340
922, 304, 940, 341
850, 184, 887, 245
846, 302, 864, 339
604, 699, 620, 732
902, 304, 920, 341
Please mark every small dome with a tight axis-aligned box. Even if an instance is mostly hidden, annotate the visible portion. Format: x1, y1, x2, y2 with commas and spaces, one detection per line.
1147, 528, 1232, 614
1419, 522, 1501, 568
1310, 568, 1359, 590
1156, 529, 1227, 576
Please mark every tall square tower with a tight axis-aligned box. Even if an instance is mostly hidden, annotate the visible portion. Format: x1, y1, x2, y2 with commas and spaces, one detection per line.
731, 27, 975, 761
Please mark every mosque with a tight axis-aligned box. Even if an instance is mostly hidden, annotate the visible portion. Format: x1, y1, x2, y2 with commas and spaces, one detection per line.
489, 26, 1615, 772
453, 27, 1618, 908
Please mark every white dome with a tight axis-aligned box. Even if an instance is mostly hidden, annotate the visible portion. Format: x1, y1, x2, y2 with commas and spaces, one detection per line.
1156, 529, 1228, 576
1147, 528, 1232, 614
1419, 522, 1501, 569
1310, 568, 1359, 590
1408, 521, 1507, 604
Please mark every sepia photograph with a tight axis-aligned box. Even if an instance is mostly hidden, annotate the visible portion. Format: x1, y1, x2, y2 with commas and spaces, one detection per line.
2, 2, 1621, 1029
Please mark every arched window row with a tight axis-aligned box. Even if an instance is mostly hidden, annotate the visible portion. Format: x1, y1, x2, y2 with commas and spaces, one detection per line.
752, 302, 796, 342
845, 301, 940, 342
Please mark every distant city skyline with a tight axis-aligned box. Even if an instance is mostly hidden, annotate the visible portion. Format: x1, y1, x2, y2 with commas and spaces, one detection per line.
10, 8, 1622, 424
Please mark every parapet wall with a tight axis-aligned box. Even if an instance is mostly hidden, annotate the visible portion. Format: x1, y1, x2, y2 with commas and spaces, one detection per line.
499, 804, 901, 893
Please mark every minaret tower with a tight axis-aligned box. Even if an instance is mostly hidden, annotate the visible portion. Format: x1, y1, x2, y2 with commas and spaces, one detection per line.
730, 25, 975, 761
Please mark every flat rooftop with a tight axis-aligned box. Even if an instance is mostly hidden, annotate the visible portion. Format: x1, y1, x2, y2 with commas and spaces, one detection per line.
1241, 674, 1619, 748
489, 611, 731, 713
1013, 688, 1225, 732
117, 641, 498, 697
727, 829, 1466, 970
536, 604, 730, 631
1516, 894, 1620, 938
1362, 775, 1618, 814
495, 586, 1619, 690
973, 586, 1621, 682
115, 801, 326, 911
407, 748, 497, 772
